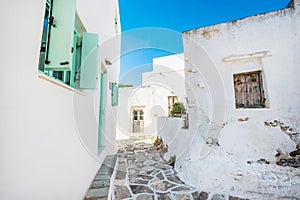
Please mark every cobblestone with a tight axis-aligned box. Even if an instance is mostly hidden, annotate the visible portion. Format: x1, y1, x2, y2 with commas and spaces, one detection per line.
112, 139, 250, 200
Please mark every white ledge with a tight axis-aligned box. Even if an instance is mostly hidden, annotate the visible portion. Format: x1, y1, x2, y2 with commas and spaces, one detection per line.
223, 51, 272, 62
38, 72, 85, 95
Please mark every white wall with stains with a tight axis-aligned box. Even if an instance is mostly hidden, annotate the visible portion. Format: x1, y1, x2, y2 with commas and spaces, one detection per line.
159, 1, 300, 199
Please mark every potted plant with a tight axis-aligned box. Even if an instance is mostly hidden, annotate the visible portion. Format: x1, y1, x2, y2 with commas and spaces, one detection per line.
170, 102, 186, 117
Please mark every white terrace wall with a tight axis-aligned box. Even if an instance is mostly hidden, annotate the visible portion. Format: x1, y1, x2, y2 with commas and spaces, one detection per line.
0, 0, 120, 199
159, 2, 300, 199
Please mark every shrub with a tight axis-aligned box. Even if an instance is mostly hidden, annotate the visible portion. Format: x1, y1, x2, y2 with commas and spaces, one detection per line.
171, 102, 186, 117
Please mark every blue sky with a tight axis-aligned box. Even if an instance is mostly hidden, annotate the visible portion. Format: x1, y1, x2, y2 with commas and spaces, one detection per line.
118, 0, 290, 85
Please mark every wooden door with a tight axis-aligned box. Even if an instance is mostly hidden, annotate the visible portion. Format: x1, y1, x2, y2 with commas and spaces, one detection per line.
132, 109, 144, 133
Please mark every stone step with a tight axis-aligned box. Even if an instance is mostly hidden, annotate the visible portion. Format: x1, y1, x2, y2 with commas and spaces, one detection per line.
84, 155, 117, 200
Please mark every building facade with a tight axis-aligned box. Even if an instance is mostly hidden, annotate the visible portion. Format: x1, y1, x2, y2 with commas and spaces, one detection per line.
0, 0, 120, 199
116, 54, 186, 140
159, 0, 300, 199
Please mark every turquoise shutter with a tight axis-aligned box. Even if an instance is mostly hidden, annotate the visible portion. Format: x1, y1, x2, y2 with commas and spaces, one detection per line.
44, 0, 76, 71
70, 30, 78, 88
111, 83, 118, 106
80, 32, 99, 89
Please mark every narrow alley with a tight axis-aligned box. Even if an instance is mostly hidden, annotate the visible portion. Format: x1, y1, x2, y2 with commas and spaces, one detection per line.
2, 0, 300, 200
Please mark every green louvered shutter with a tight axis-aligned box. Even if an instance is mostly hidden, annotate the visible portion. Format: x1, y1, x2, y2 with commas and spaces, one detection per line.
111, 83, 118, 106
80, 32, 99, 89
44, 0, 76, 71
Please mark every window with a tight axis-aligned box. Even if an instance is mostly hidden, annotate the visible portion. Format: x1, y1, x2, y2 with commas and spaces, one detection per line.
139, 110, 144, 120
168, 96, 178, 116
38, 0, 99, 90
233, 71, 265, 108
133, 111, 138, 120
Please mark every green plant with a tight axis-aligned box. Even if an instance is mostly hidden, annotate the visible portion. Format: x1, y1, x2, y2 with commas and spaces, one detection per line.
118, 83, 133, 88
171, 102, 186, 117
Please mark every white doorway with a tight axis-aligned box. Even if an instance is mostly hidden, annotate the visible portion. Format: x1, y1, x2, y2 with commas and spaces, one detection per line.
132, 107, 145, 133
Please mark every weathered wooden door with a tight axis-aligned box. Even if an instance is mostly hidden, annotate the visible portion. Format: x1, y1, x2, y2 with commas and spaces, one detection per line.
132, 109, 144, 133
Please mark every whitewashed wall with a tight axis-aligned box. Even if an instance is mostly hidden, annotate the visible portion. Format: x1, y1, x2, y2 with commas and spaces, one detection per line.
159, 2, 300, 199
77, 0, 121, 155
143, 54, 186, 104
0, 0, 120, 199
116, 85, 174, 139
116, 54, 186, 140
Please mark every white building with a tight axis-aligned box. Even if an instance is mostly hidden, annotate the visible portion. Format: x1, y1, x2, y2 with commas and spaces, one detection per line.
143, 53, 186, 104
116, 54, 186, 140
0, 0, 120, 199
159, 0, 300, 199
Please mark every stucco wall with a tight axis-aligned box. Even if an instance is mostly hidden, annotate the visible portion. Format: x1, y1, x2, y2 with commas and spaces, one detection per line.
116, 54, 186, 140
160, 3, 300, 199
143, 54, 186, 104
77, 0, 121, 153
0, 0, 120, 199
157, 117, 192, 161
116, 85, 174, 139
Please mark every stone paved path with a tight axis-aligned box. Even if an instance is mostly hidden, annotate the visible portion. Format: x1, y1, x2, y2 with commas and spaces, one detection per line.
112, 139, 207, 200
112, 139, 249, 200
85, 155, 117, 200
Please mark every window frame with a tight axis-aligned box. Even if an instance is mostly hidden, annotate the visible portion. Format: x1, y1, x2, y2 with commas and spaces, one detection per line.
38, 0, 99, 91
233, 70, 266, 109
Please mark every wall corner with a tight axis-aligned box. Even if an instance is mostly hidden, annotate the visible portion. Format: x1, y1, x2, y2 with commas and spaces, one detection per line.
287, 0, 300, 14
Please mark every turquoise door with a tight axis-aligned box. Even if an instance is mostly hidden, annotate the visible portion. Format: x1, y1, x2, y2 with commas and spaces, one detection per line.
98, 72, 105, 153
